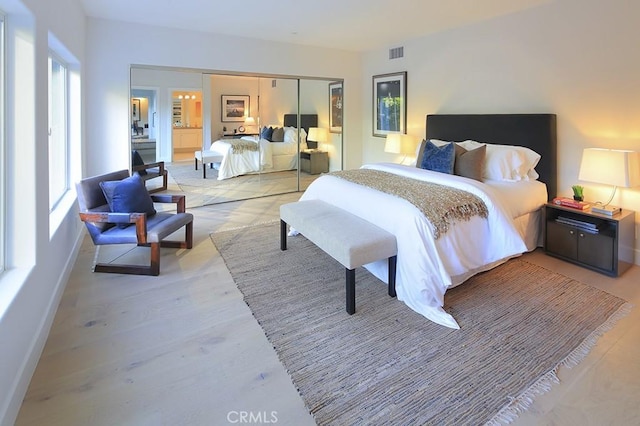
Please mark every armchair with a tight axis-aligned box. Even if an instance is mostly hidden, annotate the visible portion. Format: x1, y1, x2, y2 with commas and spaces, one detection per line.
76, 169, 193, 276
132, 149, 168, 193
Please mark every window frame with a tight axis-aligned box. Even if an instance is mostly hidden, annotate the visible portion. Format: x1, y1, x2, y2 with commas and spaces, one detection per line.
47, 49, 69, 212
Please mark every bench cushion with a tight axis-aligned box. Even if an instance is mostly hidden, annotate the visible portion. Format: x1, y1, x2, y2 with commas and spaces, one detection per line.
195, 150, 224, 163
280, 200, 397, 270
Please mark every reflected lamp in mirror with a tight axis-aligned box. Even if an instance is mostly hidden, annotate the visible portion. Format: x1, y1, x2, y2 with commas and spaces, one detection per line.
243, 116, 256, 137
307, 127, 328, 151
578, 148, 640, 214
385, 134, 417, 165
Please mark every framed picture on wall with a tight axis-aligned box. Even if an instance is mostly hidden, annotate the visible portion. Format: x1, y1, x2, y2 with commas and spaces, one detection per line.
132, 98, 141, 122
221, 95, 250, 122
372, 71, 406, 137
329, 81, 343, 133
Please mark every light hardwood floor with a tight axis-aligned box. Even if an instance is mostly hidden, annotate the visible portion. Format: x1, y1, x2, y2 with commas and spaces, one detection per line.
15, 194, 640, 425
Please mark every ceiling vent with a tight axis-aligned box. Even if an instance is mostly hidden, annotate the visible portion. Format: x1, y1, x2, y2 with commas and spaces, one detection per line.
389, 46, 404, 60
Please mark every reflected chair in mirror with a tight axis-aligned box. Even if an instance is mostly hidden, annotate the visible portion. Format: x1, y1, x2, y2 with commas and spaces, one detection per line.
75, 169, 193, 276
131, 149, 168, 193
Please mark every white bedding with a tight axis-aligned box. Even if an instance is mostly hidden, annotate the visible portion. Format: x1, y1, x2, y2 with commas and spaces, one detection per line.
298, 162, 547, 329
208, 136, 302, 180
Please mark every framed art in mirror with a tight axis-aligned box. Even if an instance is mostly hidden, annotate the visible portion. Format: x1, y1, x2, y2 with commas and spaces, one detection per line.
132, 98, 141, 122
372, 71, 406, 137
221, 95, 249, 122
329, 81, 343, 133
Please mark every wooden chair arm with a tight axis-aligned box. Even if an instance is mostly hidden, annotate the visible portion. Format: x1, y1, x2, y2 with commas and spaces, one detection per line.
79, 212, 148, 243
150, 194, 187, 212
133, 161, 165, 174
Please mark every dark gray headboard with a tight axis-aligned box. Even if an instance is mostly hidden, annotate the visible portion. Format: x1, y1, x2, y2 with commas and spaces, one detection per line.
283, 113, 319, 148
425, 114, 557, 199
283, 114, 318, 134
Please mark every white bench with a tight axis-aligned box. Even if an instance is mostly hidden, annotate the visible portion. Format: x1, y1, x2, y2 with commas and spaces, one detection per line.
194, 150, 224, 179
280, 199, 398, 314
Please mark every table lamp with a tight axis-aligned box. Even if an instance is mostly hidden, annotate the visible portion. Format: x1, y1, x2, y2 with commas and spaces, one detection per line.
307, 127, 328, 151
578, 148, 640, 215
385, 134, 417, 165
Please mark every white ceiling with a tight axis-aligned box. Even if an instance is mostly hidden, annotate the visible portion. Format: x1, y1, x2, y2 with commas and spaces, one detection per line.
81, 0, 550, 52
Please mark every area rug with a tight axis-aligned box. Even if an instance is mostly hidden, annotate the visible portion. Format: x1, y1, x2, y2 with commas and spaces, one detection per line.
210, 222, 631, 425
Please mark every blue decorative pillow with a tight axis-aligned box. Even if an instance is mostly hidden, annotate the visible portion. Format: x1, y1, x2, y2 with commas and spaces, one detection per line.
261, 126, 273, 141
99, 174, 156, 228
420, 140, 455, 174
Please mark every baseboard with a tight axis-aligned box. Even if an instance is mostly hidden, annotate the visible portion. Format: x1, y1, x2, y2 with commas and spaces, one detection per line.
0, 228, 85, 426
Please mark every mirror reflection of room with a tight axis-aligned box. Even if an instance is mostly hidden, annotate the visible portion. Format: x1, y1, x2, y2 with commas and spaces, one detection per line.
172, 90, 203, 161
131, 89, 157, 163
130, 66, 343, 208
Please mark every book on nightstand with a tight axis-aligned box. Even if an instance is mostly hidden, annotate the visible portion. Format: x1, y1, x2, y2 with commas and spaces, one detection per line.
551, 197, 590, 210
591, 205, 621, 216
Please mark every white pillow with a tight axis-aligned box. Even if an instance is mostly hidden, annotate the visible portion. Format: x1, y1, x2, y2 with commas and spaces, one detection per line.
283, 127, 308, 144
458, 140, 540, 181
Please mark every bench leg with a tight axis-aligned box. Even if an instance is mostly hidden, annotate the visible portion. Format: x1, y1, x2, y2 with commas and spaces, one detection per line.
346, 268, 355, 314
195, 158, 198, 170
388, 255, 397, 297
280, 220, 287, 251
203, 162, 207, 179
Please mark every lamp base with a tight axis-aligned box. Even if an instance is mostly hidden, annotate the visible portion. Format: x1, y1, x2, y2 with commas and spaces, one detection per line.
591, 205, 621, 216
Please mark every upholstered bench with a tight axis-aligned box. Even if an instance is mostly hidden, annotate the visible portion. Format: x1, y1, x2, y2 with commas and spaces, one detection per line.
194, 150, 224, 179
280, 199, 398, 314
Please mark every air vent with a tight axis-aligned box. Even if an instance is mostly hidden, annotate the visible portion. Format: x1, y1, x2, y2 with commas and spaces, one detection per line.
272, 79, 277, 88
389, 46, 404, 60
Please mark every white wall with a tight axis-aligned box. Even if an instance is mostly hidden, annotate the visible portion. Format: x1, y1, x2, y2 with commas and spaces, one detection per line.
361, 0, 640, 259
0, 0, 86, 424
85, 18, 363, 176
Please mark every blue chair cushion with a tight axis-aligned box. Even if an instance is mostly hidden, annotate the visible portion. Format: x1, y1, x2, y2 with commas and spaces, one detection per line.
420, 140, 455, 174
99, 174, 156, 228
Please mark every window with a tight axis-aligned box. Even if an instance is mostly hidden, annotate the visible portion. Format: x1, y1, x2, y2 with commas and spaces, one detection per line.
48, 52, 68, 211
0, 13, 5, 273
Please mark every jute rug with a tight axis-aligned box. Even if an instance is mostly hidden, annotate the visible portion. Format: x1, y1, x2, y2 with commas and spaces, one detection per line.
210, 222, 631, 425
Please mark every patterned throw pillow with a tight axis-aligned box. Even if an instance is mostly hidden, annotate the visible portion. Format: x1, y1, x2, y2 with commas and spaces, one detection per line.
420, 140, 455, 174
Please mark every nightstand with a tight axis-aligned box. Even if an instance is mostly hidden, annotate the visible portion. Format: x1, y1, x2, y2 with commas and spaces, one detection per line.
300, 150, 329, 174
544, 203, 635, 277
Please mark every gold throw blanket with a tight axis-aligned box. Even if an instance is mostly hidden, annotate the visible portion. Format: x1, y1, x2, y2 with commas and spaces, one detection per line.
329, 169, 488, 239
228, 139, 258, 154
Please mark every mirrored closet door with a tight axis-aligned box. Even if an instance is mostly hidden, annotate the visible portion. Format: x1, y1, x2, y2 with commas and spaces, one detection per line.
131, 65, 343, 208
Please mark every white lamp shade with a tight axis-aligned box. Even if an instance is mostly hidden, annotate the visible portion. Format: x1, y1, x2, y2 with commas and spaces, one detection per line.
244, 116, 256, 126
385, 134, 416, 155
307, 127, 328, 143
578, 148, 640, 187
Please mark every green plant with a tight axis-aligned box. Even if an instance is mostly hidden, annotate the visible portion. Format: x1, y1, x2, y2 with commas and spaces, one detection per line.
572, 185, 584, 198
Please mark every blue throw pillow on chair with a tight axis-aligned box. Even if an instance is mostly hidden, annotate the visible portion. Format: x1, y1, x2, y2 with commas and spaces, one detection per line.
420, 140, 455, 174
99, 174, 156, 228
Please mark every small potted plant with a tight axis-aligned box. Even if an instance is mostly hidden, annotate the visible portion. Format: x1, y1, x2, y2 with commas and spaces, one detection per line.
572, 185, 584, 202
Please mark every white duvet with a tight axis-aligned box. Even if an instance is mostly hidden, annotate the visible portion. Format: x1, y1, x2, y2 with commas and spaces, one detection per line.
299, 163, 537, 329
208, 136, 301, 180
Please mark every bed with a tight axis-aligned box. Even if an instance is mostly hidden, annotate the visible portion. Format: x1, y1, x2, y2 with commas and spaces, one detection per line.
298, 113, 557, 328
206, 114, 317, 180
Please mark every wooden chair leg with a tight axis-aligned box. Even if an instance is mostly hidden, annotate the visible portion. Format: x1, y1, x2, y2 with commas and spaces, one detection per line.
150, 242, 160, 276
185, 220, 193, 249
